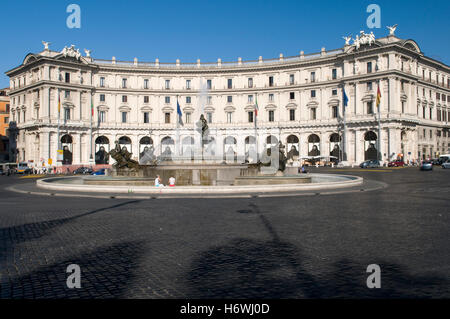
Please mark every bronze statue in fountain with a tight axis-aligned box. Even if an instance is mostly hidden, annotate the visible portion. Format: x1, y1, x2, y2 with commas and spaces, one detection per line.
109, 141, 140, 170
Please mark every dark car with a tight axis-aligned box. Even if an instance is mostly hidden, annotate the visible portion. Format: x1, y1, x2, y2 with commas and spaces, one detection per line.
91, 168, 106, 176
360, 159, 380, 168
388, 160, 405, 167
73, 167, 93, 175
420, 161, 433, 171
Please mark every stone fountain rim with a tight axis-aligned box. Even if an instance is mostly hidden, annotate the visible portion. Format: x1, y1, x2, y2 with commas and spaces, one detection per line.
36, 173, 363, 194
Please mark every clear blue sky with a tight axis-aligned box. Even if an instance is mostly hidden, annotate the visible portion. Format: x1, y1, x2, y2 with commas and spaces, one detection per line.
1, 0, 449, 88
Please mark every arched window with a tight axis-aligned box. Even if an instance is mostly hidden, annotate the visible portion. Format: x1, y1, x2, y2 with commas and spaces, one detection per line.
308, 134, 320, 156
60, 134, 73, 165
118, 136, 131, 144
95, 136, 110, 164
364, 131, 378, 160
286, 135, 299, 160
329, 133, 341, 161
61, 134, 72, 144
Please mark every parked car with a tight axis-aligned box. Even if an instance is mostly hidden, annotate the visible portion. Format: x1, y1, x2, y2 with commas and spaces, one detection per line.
420, 161, 433, 171
442, 160, 450, 169
91, 168, 106, 176
431, 158, 441, 165
388, 160, 405, 167
73, 167, 93, 175
360, 160, 380, 168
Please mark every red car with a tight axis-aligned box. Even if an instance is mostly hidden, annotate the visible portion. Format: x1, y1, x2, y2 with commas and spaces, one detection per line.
388, 160, 405, 167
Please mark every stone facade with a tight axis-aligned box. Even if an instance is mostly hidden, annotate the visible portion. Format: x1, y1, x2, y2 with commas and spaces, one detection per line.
5, 32, 450, 167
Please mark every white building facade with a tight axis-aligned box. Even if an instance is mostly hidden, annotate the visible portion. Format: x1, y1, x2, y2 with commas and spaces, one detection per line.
5, 31, 450, 167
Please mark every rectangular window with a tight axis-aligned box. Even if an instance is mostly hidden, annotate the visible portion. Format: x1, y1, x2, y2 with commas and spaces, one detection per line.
165, 113, 170, 123
207, 79, 212, 89
367, 62, 372, 73
4, 117, 9, 123
227, 79, 232, 89
143, 112, 149, 123
227, 112, 232, 123
332, 106, 338, 118
269, 76, 274, 87
289, 74, 295, 85
122, 78, 127, 88
186, 96, 191, 104
227, 96, 233, 103
186, 79, 191, 89
248, 111, 254, 123
207, 96, 212, 104
144, 79, 149, 89
100, 77, 105, 87
64, 108, 70, 120
185, 112, 191, 124
268, 110, 274, 122
100, 94, 105, 102
144, 96, 149, 103
310, 108, 316, 120
122, 95, 127, 103
65, 72, 70, 83
269, 94, 274, 102
332, 89, 337, 96
367, 82, 372, 91
289, 92, 295, 100
165, 96, 170, 104
332, 68, 337, 80
248, 78, 253, 88
165, 80, 170, 89
64, 90, 70, 98
311, 90, 316, 98
248, 95, 253, 103
207, 112, 212, 123
99, 111, 106, 123
289, 109, 295, 121
367, 101, 373, 114
310, 72, 316, 82
402, 101, 405, 113
121, 112, 127, 123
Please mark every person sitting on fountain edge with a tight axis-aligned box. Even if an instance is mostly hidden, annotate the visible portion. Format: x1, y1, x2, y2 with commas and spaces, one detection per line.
155, 175, 164, 187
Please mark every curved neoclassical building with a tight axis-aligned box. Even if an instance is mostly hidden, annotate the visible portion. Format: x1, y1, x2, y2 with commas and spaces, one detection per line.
5, 30, 450, 167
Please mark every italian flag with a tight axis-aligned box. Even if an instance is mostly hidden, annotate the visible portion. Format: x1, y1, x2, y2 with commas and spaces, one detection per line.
91, 100, 94, 116
254, 95, 259, 117
376, 84, 381, 108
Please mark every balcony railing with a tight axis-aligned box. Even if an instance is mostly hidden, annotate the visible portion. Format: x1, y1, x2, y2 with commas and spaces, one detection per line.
92, 48, 344, 70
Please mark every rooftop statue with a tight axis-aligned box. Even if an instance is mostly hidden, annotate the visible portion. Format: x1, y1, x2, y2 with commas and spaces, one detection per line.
42, 41, 50, 50
387, 24, 398, 36
343, 36, 352, 46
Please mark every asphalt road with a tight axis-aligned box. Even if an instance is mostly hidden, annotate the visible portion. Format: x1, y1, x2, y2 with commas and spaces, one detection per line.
0, 167, 449, 298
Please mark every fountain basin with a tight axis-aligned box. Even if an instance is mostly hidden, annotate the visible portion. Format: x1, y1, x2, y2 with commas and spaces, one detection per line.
36, 173, 363, 194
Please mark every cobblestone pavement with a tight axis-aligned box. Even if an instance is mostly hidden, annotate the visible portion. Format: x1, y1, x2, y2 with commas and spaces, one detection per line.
0, 167, 449, 298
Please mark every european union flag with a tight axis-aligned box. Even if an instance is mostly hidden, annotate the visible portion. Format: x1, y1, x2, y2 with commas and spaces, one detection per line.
177, 99, 183, 126
343, 88, 349, 107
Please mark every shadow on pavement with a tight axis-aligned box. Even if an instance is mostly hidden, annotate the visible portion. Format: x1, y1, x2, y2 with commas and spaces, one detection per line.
186, 201, 449, 298
0, 240, 146, 298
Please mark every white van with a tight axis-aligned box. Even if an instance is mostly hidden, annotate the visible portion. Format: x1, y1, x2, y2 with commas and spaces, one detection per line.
438, 154, 450, 164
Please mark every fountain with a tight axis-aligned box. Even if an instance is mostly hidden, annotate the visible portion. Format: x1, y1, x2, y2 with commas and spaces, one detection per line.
35, 79, 363, 194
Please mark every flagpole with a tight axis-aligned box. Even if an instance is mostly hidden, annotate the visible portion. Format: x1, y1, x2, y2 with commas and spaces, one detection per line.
255, 93, 258, 163
377, 80, 382, 163
89, 91, 93, 164
57, 89, 61, 163
175, 95, 181, 157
